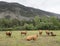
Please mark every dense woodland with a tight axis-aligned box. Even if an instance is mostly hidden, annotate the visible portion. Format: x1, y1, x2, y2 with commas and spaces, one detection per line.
0, 16, 60, 31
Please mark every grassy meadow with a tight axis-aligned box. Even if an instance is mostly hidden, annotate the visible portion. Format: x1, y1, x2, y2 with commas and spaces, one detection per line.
0, 30, 60, 46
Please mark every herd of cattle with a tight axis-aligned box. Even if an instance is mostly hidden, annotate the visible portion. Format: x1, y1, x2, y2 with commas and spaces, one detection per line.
6, 30, 56, 41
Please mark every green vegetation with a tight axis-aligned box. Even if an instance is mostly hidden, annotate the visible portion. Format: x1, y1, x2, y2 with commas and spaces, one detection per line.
0, 16, 60, 31
0, 31, 60, 46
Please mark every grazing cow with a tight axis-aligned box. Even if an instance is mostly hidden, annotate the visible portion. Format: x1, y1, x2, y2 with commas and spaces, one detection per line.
6, 31, 12, 37
50, 32, 56, 36
39, 30, 42, 35
46, 30, 50, 36
21, 31, 27, 35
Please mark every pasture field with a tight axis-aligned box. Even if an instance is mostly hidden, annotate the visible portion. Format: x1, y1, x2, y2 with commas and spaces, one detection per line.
0, 30, 60, 46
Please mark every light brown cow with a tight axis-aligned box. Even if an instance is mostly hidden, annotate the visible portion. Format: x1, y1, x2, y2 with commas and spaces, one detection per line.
26, 36, 33, 41
26, 34, 38, 41
32, 34, 38, 40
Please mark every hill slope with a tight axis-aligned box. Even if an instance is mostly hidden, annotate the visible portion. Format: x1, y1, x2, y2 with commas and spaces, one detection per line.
0, 1, 60, 20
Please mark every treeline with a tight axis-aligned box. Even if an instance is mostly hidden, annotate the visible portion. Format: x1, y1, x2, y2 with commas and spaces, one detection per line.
0, 16, 60, 31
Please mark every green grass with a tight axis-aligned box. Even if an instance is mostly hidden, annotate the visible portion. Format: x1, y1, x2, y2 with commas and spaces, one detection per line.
0, 30, 60, 46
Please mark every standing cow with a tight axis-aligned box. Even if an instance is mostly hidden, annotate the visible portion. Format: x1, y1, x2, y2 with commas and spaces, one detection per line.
6, 31, 12, 37
46, 30, 50, 36
39, 30, 42, 35
21, 31, 27, 35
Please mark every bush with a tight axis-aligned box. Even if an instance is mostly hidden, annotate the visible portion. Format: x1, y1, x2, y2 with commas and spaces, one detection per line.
23, 23, 34, 30
0, 28, 13, 31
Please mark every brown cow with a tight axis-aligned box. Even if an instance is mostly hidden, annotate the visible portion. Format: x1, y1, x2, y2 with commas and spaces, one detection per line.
6, 31, 12, 37
21, 31, 27, 35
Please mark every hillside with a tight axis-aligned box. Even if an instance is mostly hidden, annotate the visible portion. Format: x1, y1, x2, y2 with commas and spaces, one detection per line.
0, 1, 60, 20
